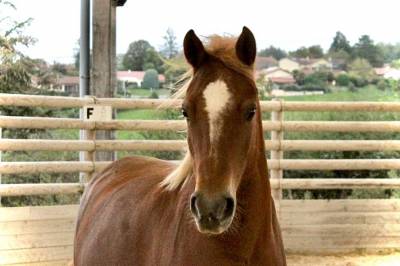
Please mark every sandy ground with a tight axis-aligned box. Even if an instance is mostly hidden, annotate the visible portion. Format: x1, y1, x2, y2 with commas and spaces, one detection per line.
62, 254, 400, 266
287, 253, 400, 266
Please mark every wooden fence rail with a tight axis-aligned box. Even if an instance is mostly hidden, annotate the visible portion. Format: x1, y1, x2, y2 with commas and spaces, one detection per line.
2, 116, 400, 132
1, 159, 400, 175
2, 139, 400, 152
2, 93, 400, 112
2, 179, 400, 197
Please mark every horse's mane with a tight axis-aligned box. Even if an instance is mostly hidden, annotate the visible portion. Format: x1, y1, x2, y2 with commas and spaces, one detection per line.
160, 35, 255, 191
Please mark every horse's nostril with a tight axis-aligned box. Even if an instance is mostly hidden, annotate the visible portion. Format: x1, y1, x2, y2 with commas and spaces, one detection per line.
223, 197, 235, 219
190, 194, 199, 218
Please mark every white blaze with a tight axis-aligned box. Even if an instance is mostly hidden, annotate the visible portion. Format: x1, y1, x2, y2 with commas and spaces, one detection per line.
203, 80, 231, 144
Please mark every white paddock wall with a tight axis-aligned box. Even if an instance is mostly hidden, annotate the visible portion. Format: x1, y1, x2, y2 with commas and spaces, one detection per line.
1, 200, 400, 264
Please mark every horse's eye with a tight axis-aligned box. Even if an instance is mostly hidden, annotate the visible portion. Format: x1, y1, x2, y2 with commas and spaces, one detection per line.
181, 108, 188, 119
245, 108, 256, 121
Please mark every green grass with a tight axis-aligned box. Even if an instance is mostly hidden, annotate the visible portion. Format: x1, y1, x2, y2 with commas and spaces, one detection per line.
281, 87, 400, 141
116, 109, 168, 140
128, 88, 170, 97
283, 85, 399, 102
117, 109, 164, 120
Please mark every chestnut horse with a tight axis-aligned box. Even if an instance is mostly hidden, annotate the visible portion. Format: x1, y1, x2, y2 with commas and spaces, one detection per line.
74, 27, 286, 265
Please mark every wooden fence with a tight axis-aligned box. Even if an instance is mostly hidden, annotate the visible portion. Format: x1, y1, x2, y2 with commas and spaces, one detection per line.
0, 93, 400, 264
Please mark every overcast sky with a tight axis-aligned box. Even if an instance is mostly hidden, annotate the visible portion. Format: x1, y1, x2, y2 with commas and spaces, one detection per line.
10, 0, 400, 63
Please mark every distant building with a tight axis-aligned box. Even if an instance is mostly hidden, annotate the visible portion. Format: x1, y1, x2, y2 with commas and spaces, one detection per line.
117, 71, 165, 89
258, 67, 296, 84
36, 71, 168, 96
279, 58, 300, 72
255, 56, 278, 70
309, 58, 332, 70
331, 58, 346, 70
374, 65, 400, 80
55, 76, 80, 96
279, 57, 332, 72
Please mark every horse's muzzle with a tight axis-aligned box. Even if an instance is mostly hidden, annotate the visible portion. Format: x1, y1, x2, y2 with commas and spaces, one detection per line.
190, 192, 235, 234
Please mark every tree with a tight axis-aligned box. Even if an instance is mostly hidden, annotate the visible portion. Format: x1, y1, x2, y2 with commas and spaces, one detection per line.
353, 35, 384, 67
303, 70, 332, 87
336, 74, 350, 87
377, 43, 400, 63
329, 31, 352, 54
143, 48, 164, 73
73, 39, 80, 70
258, 45, 287, 60
329, 50, 351, 71
290, 45, 324, 59
0, 2, 35, 96
348, 58, 375, 81
142, 69, 159, 89
161, 28, 179, 59
51, 62, 68, 75
122, 40, 164, 73
292, 70, 305, 85
391, 59, 400, 69
163, 54, 188, 86
308, 45, 324, 58
290, 46, 309, 58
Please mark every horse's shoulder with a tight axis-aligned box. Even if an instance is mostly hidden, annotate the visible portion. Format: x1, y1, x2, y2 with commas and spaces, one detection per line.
76, 156, 175, 233
113, 155, 175, 171
90, 155, 174, 184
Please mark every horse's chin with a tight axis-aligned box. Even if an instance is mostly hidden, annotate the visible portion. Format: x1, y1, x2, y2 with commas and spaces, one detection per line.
195, 217, 233, 235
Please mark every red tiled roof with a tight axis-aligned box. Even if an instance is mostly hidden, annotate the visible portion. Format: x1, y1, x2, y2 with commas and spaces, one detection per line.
374, 68, 387, 76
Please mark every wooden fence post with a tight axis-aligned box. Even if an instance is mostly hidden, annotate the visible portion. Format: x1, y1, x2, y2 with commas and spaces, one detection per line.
82, 129, 95, 182
79, 96, 96, 184
92, 0, 117, 162
270, 98, 284, 205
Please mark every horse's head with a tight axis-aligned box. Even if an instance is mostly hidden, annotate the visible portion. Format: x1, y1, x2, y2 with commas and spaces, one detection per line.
183, 27, 258, 234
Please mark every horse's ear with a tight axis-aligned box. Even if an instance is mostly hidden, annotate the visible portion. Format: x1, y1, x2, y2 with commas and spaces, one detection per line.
184, 30, 206, 69
235, 26, 256, 66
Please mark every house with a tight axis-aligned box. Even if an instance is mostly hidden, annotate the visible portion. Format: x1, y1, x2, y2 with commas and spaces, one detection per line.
258, 67, 296, 84
117, 71, 166, 89
331, 58, 346, 70
384, 69, 400, 80
374, 65, 400, 79
55, 76, 80, 96
255, 56, 278, 70
279, 57, 332, 72
279, 58, 300, 72
309, 58, 332, 70
374, 67, 387, 76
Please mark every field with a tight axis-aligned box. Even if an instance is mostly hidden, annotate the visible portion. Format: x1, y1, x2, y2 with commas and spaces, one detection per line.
116, 86, 400, 140
118, 86, 399, 122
